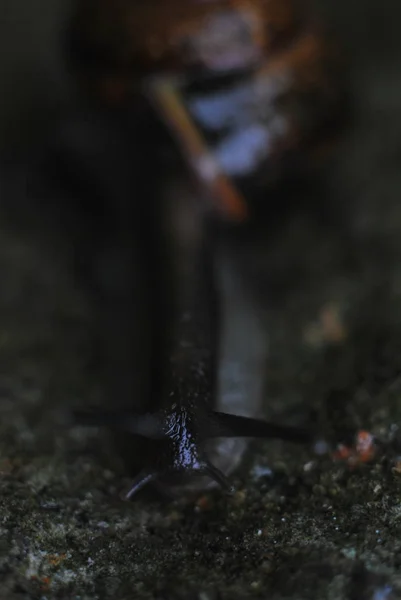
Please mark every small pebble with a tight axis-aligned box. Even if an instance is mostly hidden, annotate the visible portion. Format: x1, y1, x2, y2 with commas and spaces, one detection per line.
250, 581, 261, 591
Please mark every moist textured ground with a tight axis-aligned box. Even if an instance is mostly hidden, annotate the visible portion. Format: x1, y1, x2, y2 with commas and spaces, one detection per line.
1, 0, 401, 599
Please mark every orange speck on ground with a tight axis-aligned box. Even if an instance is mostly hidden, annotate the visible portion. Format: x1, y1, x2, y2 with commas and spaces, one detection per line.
332, 444, 352, 461
195, 494, 213, 511
332, 430, 376, 467
40, 576, 51, 591
47, 553, 67, 567
304, 302, 347, 347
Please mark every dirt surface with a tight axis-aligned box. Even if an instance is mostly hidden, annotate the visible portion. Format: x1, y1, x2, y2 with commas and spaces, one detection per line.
1, 1, 401, 599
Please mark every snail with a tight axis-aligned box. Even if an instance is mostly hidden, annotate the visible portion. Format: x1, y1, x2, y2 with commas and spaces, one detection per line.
58, 0, 346, 498
45, 106, 310, 501
73, 193, 313, 499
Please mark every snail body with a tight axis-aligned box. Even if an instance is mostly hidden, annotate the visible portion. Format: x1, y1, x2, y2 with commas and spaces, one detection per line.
0, 0, 335, 500
61, 111, 311, 498
60, 0, 341, 497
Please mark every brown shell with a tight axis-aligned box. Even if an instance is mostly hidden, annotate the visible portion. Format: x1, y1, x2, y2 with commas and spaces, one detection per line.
68, 0, 304, 76
66, 0, 347, 219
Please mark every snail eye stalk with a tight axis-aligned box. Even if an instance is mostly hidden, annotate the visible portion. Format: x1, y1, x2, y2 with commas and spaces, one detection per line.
73, 407, 312, 500
123, 469, 157, 500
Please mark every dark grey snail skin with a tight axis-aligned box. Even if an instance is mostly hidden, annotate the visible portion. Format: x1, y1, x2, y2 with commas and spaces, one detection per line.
163, 179, 273, 494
